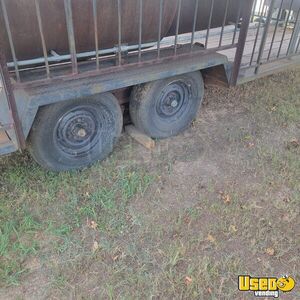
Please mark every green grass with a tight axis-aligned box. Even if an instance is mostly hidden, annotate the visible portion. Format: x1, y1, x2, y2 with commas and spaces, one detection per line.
245, 71, 300, 127
0, 212, 41, 285
0, 155, 154, 288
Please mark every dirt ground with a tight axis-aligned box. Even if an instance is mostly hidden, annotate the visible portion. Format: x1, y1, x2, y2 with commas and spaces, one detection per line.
0, 68, 299, 299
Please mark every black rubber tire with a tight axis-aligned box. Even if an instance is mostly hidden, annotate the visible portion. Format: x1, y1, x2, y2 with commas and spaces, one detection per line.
28, 93, 123, 172
129, 72, 204, 139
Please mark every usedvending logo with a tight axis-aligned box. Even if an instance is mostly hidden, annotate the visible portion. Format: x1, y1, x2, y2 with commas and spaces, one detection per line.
238, 275, 295, 298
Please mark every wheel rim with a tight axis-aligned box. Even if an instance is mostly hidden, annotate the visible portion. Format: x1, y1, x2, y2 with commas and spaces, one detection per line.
54, 106, 103, 157
156, 81, 191, 119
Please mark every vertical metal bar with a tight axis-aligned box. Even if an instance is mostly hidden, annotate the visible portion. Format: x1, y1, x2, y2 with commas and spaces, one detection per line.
92, 0, 100, 70
232, 1, 242, 44
296, 31, 300, 52
267, 0, 284, 60
34, 0, 50, 78
251, 0, 258, 22
191, 0, 199, 50
250, 0, 266, 66
138, 0, 143, 62
0, 0, 20, 81
230, 0, 255, 85
277, 0, 294, 58
219, 0, 230, 47
157, 0, 164, 59
255, 0, 276, 74
117, 0, 122, 65
64, 0, 78, 74
262, 3, 268, 17
287, 8, 300, 55
174, 0, 182, 55
205, 0, 215, 49
257, 0, 265, 18
0, 52, 25, 149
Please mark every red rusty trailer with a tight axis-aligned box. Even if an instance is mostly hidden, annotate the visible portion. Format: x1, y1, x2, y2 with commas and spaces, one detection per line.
0, 0, 299, 171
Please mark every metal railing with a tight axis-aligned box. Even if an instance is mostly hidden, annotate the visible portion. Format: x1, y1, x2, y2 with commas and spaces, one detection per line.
241, 0, 300, 74
0, 0, 252, 85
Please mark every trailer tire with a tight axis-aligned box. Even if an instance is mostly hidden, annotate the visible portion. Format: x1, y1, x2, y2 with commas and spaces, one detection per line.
28, 93, 123, 172
129, 72, 204, 139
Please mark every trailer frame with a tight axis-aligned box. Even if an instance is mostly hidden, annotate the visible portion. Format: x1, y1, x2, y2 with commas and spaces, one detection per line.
0, 0, 299, 160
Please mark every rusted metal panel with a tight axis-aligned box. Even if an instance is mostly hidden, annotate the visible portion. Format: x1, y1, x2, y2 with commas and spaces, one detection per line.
0, 0, 178, 61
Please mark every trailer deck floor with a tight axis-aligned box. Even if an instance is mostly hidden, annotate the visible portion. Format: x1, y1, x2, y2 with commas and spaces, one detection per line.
171, 23, 299, 83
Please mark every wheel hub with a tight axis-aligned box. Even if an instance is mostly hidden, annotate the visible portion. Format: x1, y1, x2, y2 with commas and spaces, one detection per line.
77, 128, 87, 138
156, 81, 191, 118
171, 99, 179, 108
55, 108, 100, 157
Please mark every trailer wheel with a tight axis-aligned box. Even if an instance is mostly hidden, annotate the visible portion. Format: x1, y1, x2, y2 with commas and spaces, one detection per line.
28, 93, 123, 172
129, 72, 204, 139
